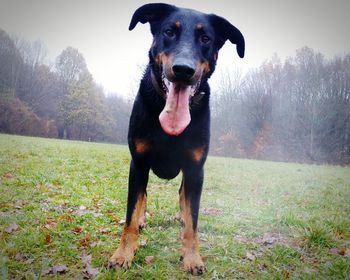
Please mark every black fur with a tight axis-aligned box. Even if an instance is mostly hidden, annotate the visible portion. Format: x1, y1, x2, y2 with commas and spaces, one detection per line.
125, 1, 244, 264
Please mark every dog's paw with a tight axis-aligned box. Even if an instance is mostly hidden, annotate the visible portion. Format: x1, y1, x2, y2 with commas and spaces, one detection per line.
175, 212, 184, 225
182, 252, 205, 275
108, 248, 135, 269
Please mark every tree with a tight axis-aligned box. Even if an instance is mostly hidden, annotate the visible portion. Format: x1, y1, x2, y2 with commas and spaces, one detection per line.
0, 29, 23, 96
211, 47, 350, 163
55, 46, 88, 85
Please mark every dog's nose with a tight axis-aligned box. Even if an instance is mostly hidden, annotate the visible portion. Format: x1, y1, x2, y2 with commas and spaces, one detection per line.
172, 62, 195, 80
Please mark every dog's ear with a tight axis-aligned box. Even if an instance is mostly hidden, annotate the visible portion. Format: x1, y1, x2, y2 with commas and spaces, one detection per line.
129, 3, 176, 33
210, 15, 245, 58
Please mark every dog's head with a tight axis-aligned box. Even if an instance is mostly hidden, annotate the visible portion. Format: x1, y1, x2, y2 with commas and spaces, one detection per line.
129, 3, 245, 136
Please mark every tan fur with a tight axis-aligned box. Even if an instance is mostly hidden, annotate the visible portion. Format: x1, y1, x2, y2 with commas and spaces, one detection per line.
135, 139, 150, 154
200, 61, 210, 74
109, 193, 145, 268
190, 145, 206, 162
138, 193, 147, 228
180, 182, 205, 275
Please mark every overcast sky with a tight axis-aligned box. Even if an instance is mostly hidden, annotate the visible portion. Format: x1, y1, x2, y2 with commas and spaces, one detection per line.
1, 0, 349, 97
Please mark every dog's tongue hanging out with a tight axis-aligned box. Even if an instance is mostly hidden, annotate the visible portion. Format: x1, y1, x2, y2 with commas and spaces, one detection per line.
159, 82, 191, 136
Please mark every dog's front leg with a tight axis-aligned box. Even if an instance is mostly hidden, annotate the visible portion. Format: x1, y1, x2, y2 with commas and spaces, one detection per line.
109, 160, 149, 269
180, 167, 205, 275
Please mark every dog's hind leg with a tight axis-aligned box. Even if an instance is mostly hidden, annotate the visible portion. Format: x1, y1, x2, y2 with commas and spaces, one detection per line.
180, 168, 205, 275
109, 160, 149, 269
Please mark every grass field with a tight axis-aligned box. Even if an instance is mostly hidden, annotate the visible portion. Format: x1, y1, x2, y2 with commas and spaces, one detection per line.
0, 134, 350, 279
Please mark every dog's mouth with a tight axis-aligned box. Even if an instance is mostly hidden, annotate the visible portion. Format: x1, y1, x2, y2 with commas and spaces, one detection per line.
161, 73, 201, 98
159, 73, 201, 136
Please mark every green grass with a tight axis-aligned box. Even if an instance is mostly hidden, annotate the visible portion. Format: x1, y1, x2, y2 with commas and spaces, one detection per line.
1, 134, 350, 279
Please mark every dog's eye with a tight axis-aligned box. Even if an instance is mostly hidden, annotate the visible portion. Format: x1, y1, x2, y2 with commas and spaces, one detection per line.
200, 35, 211, 44
164, 29, 175, 38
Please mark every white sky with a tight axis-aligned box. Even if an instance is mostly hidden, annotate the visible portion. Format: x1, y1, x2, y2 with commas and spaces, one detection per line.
0, 0, 349, 97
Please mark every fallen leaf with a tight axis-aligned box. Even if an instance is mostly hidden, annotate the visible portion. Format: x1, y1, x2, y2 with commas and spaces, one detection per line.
42, 264, 68, 275
98, 227, 111, 234
282, 269, 290, 279
44, 234, 52, 244
6, 222, 19, 234
3, 172, 13, 179
201, 207, 222, 216
145, 256, 154, 264
52, 265, 68, 274
81, 252, 92, 265
0, 203, 14, 209
43, 218, 57, 229
84, 266, 99, 278
15, 252, 26, 261
80, 234, 90, 247
81, 252, 99, 278
330, 247, 349, 256
258, 263, 268, 270
261, 233, 280, 245
14, 200, 24, 209
59, 213, 73, 223
72, 226, 84, 234
246, 252, 256, 261
118, 219, 126, 225
329, 247, 340, 255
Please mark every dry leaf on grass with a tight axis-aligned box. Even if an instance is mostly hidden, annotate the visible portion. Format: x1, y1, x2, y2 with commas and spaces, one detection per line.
81, 252, 99, 278
145, 256, 154, 264
44, 234, 52, 244
98, 227, 111, 234
3, 172, 13, 179
15, 252, 26, 261
330, 247, 350, 257
41, 265, 68, 275
80, 234, 90, 247
72, 226, 84, 234
6, 222, 19, 234
43, 218, 57, 229
201, 207, 222, 216
246, 252, 256, 261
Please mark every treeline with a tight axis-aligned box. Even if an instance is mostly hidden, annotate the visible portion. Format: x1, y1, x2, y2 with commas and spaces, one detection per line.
1, 28, 349, 164
0, 29, 130, 143
211, 48, 350, 164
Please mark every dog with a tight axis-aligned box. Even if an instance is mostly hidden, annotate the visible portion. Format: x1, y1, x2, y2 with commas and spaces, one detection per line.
109, 3, 244, 275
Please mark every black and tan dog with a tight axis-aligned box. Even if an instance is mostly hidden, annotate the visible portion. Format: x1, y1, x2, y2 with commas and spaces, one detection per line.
109, 3, 244, 275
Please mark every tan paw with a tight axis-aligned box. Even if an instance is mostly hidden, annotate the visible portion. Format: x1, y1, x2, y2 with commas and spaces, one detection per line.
175, 212, 185, 225
108, 247, 135, 269
182, 252, 205, 275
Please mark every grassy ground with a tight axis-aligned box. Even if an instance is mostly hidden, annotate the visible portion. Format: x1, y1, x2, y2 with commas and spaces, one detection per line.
0, 134, 349, 279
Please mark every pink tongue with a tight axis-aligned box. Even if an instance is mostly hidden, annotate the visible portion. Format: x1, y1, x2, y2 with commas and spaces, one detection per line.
159, 83, 191, 136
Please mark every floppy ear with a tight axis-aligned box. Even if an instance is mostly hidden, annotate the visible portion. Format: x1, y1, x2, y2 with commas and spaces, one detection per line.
210, 14, 245, 58
129, 3, 177, 33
